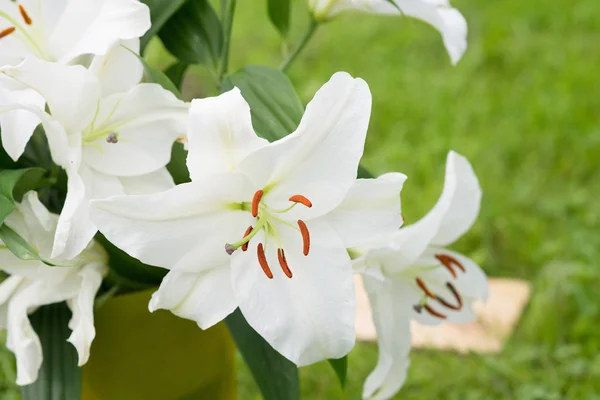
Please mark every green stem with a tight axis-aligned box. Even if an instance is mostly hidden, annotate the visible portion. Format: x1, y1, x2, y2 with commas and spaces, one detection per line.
219, 0, 237, 84
280, 19, 319, 72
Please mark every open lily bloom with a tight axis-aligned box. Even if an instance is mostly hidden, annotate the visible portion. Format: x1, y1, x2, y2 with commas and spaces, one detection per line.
0, 192, 107, 385
352, 151, 488, 400
91, 72, 407, 365
0, 0, 150, 66
0, 57, 187, 260
308, 0, 467, 64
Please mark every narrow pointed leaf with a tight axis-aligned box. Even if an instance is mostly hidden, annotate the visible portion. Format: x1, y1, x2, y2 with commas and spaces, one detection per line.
21, 303, 81, 400
0, 225, 57, 266
225, 309, 299, 400
267, 0, 291, 37
139, 0, 188, 51
159, 0, 223, 68
328, 356, 348, 388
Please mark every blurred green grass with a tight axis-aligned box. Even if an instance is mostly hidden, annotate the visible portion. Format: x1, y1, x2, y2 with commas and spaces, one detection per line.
3, 0, 600, 398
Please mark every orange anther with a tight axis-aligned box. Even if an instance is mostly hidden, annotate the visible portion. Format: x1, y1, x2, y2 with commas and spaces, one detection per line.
277, 248, 293, 278
0, 27, 16, 39
251, 190, 263, 218
19, 5, 32, 25
435, 254, 466, 275
289, 195, 312, 208
297, 220, 310, 256
415, 278, 436, 299
241, 226, 253, 252
424, 304, 447, 319
257, 243, 273, 279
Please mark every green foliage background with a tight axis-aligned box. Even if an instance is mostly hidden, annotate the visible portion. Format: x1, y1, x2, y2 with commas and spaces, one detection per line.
2, 0, 600, 398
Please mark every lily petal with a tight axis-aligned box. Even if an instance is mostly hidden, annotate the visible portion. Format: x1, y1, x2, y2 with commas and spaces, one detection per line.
231, 220, 355, 366
0, 57, 100, 133
49, 0, 150, 63
429, 151, 482, 246
326, 172, 406, 248
237, 72, 372, 218
83, 83, 186, 177
6, 279, 79, 386
187, 87, 269, 178
323, 0, 467, 64
119, 168, 175, 195
88, 39, 143, 96
367, 151, 481, 272
91, 173, 255, 270
149, 267, 237, 330
52, 165, 124, 261
66, 262, 105, 366
362, 275, 412, 400
0, 87, 44, 161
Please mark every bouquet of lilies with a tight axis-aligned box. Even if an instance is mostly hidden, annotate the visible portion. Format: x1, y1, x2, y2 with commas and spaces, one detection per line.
0, 0, 488, 399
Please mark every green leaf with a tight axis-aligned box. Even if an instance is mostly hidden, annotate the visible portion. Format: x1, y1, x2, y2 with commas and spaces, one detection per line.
0, 225, 56, 266
267, 0, 291, 37
124, 47, 182, 98
222, 65, 304, 142
225, 309, 299, 400
159, 0, 222, 68
165, 62, 189, 90
21, 303, 82, 400
139, 0, 188, 51
0, 168, 45, 225
167, 142, 190, 185
328, 356, 348, 388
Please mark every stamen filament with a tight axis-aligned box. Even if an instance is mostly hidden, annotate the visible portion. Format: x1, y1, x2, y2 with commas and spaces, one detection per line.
277, 248, 293, 278
251, 190, 263, 217
0, 11, 46, 58
226, 219, 267, 251
297, 220, 310, 256
289, 195, 312, 208
257, 243, 273, 279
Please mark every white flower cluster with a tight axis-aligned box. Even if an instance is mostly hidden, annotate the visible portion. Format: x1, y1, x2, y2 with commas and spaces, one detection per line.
0, 0, 485, 398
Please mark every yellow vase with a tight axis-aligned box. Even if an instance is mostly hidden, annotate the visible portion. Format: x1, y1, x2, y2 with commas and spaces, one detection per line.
82, 289, 236, 400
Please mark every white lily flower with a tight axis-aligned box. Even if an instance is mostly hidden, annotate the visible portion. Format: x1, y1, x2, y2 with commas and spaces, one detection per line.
0, 57, 186, 260
0, 0, 150, 66
353, 151, 488, 400
91, 72, 406, 365
308, 0, 467, 64
0, 192, 107, 386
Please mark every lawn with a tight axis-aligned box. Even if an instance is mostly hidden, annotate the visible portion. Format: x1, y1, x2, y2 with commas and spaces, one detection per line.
2, 0, 600, 398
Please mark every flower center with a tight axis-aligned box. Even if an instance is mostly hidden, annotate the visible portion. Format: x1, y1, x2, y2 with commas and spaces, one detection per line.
225, 190, 313, 280
0, 4, 51, 60
411, 254, 466, 319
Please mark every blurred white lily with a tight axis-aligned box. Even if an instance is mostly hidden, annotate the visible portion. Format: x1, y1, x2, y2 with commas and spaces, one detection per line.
308, 0, 467, 64
0, 0, 150, 66
0, 57, 187, 260
0, 192, 107, 386
352, 151, 488, 400
91, 72, 406, 365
